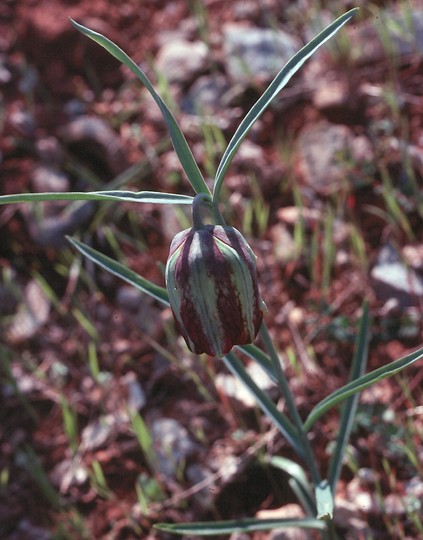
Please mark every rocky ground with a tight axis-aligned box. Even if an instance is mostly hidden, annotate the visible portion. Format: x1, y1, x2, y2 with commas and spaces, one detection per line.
0, 1, 422, 539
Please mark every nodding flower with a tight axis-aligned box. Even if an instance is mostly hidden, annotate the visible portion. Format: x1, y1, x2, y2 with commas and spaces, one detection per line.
165, 219, 263, 357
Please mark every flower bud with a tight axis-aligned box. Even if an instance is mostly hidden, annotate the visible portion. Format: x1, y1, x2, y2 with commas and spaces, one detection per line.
165, 224, 263, 357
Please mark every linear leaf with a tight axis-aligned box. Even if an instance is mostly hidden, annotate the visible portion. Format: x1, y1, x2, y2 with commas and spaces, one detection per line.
270, 456, 313, 499
0, 191, 193, 205
70, 19, 209, 196
237, 343, 277, 382
224, 352, 302, 457
304, 344, 423, 432
213, 8, 359, 203
154, 517, 327, 535
270, 456, 315, 515
328, 301, 370, 492
67, 237, 169, 305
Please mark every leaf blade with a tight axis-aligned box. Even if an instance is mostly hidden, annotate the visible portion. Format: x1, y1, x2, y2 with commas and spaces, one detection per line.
328, 302, 371, 492
212, 8, 359, 203
70, 19, 209, 196
67, 237, 169, 305
224, 352, 302, 457
304, 344, 423, 432
0, 191, 194, 205
154, 517, 327, 535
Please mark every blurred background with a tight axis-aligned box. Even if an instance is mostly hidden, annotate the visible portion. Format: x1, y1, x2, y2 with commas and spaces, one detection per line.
0, 1, 422, 539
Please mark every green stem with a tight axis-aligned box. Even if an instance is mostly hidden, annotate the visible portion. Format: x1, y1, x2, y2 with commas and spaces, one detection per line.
260, 323, 321, 487
192, 192, 213, 229
192, 192, 227, 230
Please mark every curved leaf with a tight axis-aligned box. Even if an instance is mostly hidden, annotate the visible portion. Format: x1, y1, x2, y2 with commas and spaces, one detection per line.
224, 352, 302, 457
0, 191, 194, 205
67, 237, 169, 305
270, 456, 315, 515
237, 343, 276, 382
213, 8, 359, 203
154, 516, 327, 535
70, 19, 210, 196
304, 345, 423, 432
328, 301, 370, 491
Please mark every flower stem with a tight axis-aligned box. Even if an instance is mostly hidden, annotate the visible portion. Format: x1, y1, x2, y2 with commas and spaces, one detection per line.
192, 192, 213, 229
192, 192, 227, 229
260, 323, 321, 487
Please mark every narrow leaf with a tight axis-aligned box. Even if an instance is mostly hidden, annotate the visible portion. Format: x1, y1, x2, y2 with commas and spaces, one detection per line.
224, 352, 303, 457
328, 302, 370, 492
238, 343, 277, 382
154, 517, 327, 535
0, 191, 194, 205
270, 456, 315, 515
270, 457, 313, 499
70, 19, 209, 196
304, 345, 423, 432
67, 237, 169, 305
213, 8, 359, 203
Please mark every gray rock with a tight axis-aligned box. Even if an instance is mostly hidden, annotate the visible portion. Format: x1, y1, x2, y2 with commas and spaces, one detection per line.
155, 39, 209, 84
262, 504, 309, 540
6, 279, 50, 343
121, 371, 146, 412
182, 74, 230, 115
9, 106, 36, 137
35, 136, 64, 164
32, 165, 70, 193
23, 201, 95, 248
295, 122, 373, 195
215, 362, 275, 408
150, 417, 198, 478
223, 24, 300, 83
346, 7, 423, 65
371, 244, 423, 307
80, 415, 117, 452
58, 116, 128, 176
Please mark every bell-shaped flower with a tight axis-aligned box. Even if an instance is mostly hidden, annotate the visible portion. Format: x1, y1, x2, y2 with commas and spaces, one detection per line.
165, 223, 263, 357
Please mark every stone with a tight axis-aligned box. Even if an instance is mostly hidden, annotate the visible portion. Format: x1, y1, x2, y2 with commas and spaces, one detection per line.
23, 201, 95, 248
150, 417, 198, 478
32, 165, 70, 193
223, 24, 300, 83
58, 116, 128, 176
121, 371, 146, 412
181, 74, 230, 115
270, 223, 298, 263
6, 279, 50, 343
155, 39, 208, 84
295, 122, 373, 195
346, 7, 423, 65
371, 243, 423, 308
215, 362, 275, 408
259, 504, 308, 540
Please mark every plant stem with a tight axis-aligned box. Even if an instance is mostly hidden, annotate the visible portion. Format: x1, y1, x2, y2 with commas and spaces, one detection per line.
192, 192, 213, 229
192, 192, 226, 229
260, 323, 321, 486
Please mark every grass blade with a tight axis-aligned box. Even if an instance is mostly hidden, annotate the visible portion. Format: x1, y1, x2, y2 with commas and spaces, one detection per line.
0, 191, 194, 205
270, 456, 315, 514
70, 19, 210, 196
237, 343, 277, 382
212, 8, 359, 203
154, 516, 327, 535
328, 302, 370, 492
224, 352, 302, 457
67, 237, 169, 305
304, 344, 423, 432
